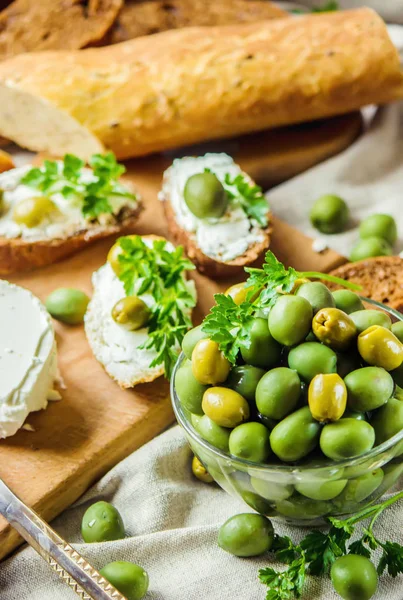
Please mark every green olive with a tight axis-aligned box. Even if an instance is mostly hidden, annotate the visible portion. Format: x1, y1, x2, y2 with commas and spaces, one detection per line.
225, 282, 259, 305
358, 325, 403, 371
13, 195, 57, 228
191, 338, 231, 385
308, 373, 347, 422
256, 367, 301, 420
359, 213, 397, 246
217, 513, 274, 557
241, 491, 276, 516
202, 387, 250, 428
391, 362, 403, 387
295, 478, 347, 501
275, 494, 330, 519
191, 413, 230, 451
371, 396, 403, 445
268, 295, 313, 346
344, 366, 394, 411
312, 307, 357, 351
391, 321, 403, 343
295, 282, 335, 314
182, 324, 208, 359
107, 235, 139, 276
175, 359, 207, 415
331, 555, 378, 600
320, 419, 375, 460
226, 365, 265, 403
251, 478, 294, 502
192, 455, 214, 483
332, 289, 364, 315
270, 406, 321, 462
334, 469, 384, 505
288, 342, 337, 383
111, 296, 151, 331
342, 409, 366, 420
240, 318, 282, 369
310, 194, 349, 234
350, 309, 392, 333
184, 172, 228, 219
229, 422, 271, 462
46, 288, 90, 325
100, 561, 149, 600
81, 501, 125, 543
350, 237, 393, 262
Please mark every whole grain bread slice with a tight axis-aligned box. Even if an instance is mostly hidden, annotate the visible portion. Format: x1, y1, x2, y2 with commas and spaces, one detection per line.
0, 205, 143, 275
0, 0, 123, 59
107, 0, 287, 44
328, 256, 403, 313
163, 193, 272, 279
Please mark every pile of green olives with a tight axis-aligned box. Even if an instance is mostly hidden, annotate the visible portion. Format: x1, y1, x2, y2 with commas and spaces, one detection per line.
175, 280, 403, 522
81, 500, 149, 600
350, 213, 397, 262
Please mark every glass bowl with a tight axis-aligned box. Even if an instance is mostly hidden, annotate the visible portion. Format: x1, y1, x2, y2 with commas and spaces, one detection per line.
171, 299, 403, 526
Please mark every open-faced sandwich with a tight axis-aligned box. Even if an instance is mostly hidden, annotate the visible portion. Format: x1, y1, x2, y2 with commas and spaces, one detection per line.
161, 153, 271, 278
0, 152, 142, 274
0, 279, 59, 438
85, 234, 197, 387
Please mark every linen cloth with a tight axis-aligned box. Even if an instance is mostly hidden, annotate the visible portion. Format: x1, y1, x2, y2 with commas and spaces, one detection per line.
1, 3, 403, 600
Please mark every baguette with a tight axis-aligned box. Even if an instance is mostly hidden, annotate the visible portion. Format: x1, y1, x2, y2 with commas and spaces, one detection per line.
328, 257, 403, 313
0, 9, 400, 159
161, 154, 271, 278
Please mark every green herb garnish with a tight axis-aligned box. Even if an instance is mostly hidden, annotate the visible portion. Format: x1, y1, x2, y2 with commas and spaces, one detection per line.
202, 250, 361, 364
21, 152, 136, 220
259, 491, 403, 599
116, 236, 196, 377
223, 173, 269, 228
291, 1, 338, 14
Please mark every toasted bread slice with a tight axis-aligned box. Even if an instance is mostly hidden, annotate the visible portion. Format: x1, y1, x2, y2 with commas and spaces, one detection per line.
85, 234, 196, 387
0, 207, 142, 275
161, 154, 272, 279
328, 256, 403, 313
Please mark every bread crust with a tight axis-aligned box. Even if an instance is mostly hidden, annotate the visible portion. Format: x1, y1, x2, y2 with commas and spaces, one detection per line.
0, 205, 143, 275
328, 256, 403, 313
162, 191, 272, 279
0, 9, 400, 159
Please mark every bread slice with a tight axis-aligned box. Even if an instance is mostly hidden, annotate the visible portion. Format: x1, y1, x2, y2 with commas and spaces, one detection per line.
161, 154, 272, 279
0, 207, 142, 275
106, 0, 287, 44
85, 234, 196, 387
328, 256, 403, 313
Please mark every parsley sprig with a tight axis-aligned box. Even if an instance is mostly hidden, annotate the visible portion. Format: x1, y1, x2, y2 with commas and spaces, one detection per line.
259, 491, 403, 599
21, 152, 136, 220
291, 1, 338, 14
223, 173, 269, 228
202, 251, 361, 364
116, 236, 196, 377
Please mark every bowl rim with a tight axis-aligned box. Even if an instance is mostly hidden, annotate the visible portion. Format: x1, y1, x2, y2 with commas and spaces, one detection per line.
171, 297, 403, 475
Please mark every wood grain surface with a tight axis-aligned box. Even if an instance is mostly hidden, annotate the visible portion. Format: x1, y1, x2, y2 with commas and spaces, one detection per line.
0, 115, 354, 560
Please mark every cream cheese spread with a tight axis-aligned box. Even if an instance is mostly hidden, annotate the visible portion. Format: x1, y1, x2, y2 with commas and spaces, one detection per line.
0, 280, 58, 438
0, 164, 138, 242
85, 239, 196, 387
161, 153, 267, 262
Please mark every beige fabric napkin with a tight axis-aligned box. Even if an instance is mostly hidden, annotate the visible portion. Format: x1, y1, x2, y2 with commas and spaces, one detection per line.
0, 425, 401, 600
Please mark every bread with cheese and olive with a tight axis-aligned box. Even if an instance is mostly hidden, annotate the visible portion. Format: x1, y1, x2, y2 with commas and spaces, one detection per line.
0, 153, 142, 274
85, 234, 197, 387
0, 279, 59, 438
161, 153, 271, 278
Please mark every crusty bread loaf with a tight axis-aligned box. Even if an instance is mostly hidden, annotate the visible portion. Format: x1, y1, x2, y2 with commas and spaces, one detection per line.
0, 9, 400, 160
0, 0, 123, 59
0, 206, 143, 275
107, 0, 287, 44
328, 257, 403, 313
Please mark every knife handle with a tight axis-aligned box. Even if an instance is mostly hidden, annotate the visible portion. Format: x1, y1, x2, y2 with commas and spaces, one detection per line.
0, 479, 126, 600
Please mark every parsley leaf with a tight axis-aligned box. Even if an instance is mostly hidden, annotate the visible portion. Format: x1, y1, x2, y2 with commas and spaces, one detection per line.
21, 152, 136, 221
116, 236, 196, 378
259, 556, 306, 600
223, 173, 269, 227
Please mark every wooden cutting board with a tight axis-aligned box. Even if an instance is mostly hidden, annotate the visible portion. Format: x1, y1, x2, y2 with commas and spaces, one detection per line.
0, 114, 357, 560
